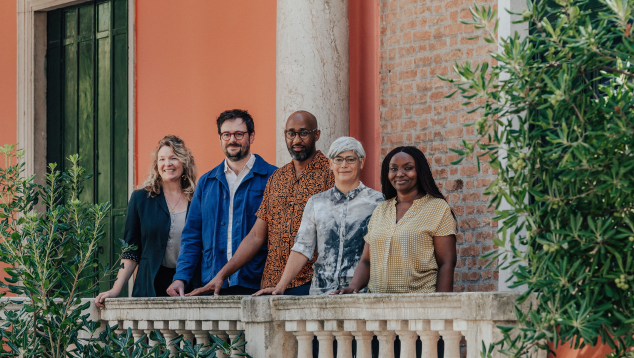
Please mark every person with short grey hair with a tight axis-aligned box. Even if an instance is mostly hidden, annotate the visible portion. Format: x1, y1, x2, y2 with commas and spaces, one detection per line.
327, 136, 366, 160
254, 136, 384, 296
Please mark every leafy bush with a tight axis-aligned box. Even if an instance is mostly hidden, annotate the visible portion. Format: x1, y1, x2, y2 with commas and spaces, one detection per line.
0, 145, 250, 358
441, 0, 634, 356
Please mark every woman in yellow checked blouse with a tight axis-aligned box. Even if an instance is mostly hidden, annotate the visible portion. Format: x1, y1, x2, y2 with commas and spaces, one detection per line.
331, 146, 457, 294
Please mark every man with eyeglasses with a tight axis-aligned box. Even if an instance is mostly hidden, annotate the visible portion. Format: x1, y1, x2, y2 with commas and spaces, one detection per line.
253, 136, 384, 296
167, 109, 277, 296
196, 110, 335, 296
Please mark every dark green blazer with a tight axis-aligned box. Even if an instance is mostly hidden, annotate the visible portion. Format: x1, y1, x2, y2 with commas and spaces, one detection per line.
123, 189, 199, 297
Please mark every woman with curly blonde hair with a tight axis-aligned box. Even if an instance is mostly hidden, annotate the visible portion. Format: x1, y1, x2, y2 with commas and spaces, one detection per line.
96, 135, 199, 305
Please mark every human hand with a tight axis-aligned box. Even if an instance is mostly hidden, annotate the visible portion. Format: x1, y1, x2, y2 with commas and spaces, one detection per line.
95, 290, 120, 308
166, 280, 186, 297
186, 275, 224, 296
329, 286, 359, 295
252, 286, 285, 296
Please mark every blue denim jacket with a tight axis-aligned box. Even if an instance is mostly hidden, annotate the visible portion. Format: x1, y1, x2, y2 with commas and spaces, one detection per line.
173, 154, 277, 289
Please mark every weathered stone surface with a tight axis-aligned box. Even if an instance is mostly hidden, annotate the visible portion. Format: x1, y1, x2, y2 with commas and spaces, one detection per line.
2, 293, 528, 358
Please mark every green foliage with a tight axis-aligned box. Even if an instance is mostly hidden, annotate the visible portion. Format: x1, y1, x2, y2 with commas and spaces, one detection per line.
441, 0, 634, 357
71, 326, 249, 358
0, 145, 251, 358
0, 144, 120, 357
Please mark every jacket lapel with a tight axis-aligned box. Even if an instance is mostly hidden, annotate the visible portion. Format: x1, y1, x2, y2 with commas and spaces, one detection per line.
157, 191, 170, 215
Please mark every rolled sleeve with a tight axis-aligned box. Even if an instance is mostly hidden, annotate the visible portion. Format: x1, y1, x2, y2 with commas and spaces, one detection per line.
291, 197, 317, 260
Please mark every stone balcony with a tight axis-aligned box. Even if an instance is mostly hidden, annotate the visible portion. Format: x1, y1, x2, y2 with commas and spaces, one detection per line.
95, 292, 536, 358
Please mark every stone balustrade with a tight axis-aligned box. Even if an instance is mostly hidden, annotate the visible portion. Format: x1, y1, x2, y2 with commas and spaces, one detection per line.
2, 293, 539, 358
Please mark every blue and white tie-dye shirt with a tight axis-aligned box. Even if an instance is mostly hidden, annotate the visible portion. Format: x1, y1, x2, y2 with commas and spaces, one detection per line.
291, 182, 384, 295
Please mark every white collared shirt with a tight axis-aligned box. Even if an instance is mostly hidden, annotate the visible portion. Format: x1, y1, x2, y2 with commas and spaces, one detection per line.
224, 153, 256, 261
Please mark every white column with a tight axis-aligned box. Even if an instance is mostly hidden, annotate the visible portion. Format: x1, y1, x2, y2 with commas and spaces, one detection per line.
276, 0, 350, 166
498, 0, 529, 293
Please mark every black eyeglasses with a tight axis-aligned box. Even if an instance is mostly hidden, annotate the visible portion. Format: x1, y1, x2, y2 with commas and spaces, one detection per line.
284, 129, 318, 140
220, 131, 248, 141
332, 156, 359, 165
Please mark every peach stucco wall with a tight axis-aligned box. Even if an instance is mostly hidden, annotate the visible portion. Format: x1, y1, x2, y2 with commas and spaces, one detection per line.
0, 1, 17, 147
135, 0, 277, 184
0, 0, 17, 285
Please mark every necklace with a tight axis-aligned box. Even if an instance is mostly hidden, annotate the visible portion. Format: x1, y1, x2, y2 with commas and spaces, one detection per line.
166, 193, 183, 213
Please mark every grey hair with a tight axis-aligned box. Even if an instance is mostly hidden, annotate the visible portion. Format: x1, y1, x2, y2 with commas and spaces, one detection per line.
327, 136, 366, 159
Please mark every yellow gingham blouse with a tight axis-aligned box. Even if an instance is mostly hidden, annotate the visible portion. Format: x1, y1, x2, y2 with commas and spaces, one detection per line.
365, 194, 456, 293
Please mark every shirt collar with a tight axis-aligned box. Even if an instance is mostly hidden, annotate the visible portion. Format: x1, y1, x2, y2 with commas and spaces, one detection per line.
281, 150, 330, 177
333, 182, 366, 201
224, 153, 256, 174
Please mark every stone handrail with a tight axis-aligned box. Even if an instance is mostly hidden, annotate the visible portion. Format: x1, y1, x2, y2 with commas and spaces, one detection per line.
3, 293, 539, 358
101, 292, 535, 358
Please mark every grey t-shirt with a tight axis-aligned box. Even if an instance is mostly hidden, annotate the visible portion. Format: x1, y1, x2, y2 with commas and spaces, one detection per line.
162, 210, 187, 268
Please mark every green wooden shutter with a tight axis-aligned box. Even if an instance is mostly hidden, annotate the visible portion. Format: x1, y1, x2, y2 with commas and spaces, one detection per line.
47, 0, 129, 296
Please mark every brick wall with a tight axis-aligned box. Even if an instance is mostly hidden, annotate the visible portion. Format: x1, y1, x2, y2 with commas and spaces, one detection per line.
379, 0, 499, 292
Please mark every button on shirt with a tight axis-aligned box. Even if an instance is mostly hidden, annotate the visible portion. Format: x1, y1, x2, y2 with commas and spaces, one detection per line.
365, 195, 457, 293
256, 151, 335, 289
292, 183, 384, 295
224, 153, 256, 261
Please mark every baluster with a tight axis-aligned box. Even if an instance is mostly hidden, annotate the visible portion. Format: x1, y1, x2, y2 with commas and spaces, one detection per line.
368, 320, 396, 358
123, 320, 146, 346
204, 321, 229, 358
220, 320, 245, 357
441, 330, 463, 358
186, 320, 208, 346
326, 320, 352, 358
388, 320, 415, 358
154, 320, 177, 354
138, 321, 158, 350
286, 320, 313, 358
309, 320, 334, 358
344, 320, 372, 358
109, 320, 124, 335
175, 322, 195, 349
416, 320, 440, 358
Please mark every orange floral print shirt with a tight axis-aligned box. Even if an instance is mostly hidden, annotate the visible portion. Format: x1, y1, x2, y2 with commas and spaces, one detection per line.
256, 151, 335, 289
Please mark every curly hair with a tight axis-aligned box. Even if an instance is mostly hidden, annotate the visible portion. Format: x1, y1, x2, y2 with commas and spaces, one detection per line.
142, 135, 198, 201
381, 146, 456, 220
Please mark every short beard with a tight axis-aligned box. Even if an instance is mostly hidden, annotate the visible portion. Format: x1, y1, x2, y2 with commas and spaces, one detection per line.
224, 144, 250, 162
287, 143, 316, 162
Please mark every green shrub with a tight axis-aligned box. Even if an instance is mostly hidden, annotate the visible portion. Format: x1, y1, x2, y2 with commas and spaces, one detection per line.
441, 0, 634, 356
0, 145, 250, 358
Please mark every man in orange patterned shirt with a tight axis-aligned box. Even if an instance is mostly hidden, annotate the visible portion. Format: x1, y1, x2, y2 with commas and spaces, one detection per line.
193, 110, 335, 296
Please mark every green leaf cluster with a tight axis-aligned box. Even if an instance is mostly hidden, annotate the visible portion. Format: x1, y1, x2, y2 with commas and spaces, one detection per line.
0, 145, 250, 357
441, 0, 634, 357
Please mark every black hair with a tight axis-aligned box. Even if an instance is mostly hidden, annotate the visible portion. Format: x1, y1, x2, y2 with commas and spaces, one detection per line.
216, 109, 255, 134
381, 146, 456, 220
